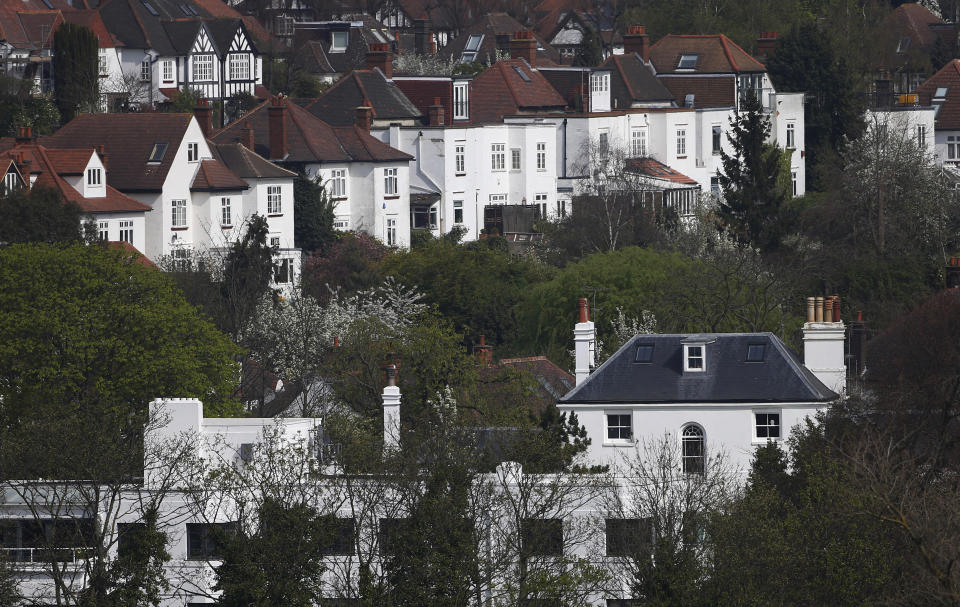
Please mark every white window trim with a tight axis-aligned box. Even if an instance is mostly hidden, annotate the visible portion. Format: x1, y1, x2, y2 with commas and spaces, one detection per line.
267, 185, 282, 214
604, 411, 634, 446
192, 53, 214, 82
453, 82, 469, 120
752, 409, 782, 444
683, 343, 705, 372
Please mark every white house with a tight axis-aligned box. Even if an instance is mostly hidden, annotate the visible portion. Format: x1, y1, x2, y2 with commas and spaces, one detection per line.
559, 297, 843, 473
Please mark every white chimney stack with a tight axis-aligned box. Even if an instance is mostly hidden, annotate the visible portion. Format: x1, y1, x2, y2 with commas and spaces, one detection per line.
802, 295, 846, 395
382, 364, 401, 451
574, 298, 596, 386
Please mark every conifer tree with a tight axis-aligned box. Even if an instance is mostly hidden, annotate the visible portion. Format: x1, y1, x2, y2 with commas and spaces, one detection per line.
52, 23, 99, 122
717, 91, 790, 252
573, 26, 603, 67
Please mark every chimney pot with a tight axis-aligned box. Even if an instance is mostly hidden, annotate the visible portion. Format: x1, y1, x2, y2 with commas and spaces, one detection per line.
832, 295, 841, 322
356, 105, 373, 131
623, 24, 651, 63
366, 43, 394, 78
806, 296, 815, 323
510, 30, 537, 64
577, 297, 590, 323
824, 298, 833, 323
382, 363, 397, 386
815, 296, 824, 322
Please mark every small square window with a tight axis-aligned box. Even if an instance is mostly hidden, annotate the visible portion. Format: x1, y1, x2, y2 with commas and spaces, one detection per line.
606, 413, 632, 441
677, 54, 698, 70
684, 345, 704, 371
634, 344, 654, 363
755, 412, 780, 440
746, 344, 765, 362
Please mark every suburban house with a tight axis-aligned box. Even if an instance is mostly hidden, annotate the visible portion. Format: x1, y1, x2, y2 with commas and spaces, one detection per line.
45, 111, 299, 288
540, 7, 621, 61
0, 127, 152, 251
438, 13, 561, 66
559, 297, 844, 472
914, 58, 960, 164
0, 0, 74, 93
210, 96, 415, 247
375, 0, 459, 48
96, 0, 269, 108
290, 17, 399, 82
876, 2, 955, 95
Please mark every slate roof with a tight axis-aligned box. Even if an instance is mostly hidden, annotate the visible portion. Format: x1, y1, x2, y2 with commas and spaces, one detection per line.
560, 333, 837, 404
45, 112, 194, 192
210, 142, 296, 179
439, 13, 561, 66
393, 77, 456, 123
298, 70, 423, 126
650, 34, 765, 74
291, 19, 395, 76
601, 52, 676, 107
210, 97, 413, 163
396, 0, 458, 30
0, 143, 153, 213
657, 75, 736, 109
917, 59, 960, 129
470, 58, 567, 123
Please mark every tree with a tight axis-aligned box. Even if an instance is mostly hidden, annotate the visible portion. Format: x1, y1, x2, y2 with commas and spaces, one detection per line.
0, 74, 59, 137
0, 553, 18, 607
765, 21, 866, 191
294, 172, 337, 253
717, 91, 792, 251
0, 186, 92, 243
52, 23, 100, 123
302, 232, 388, 302
604, 434, 737, 607
0, 242, 240, 478
222, 214, 277, 339
573, 26, 603, 67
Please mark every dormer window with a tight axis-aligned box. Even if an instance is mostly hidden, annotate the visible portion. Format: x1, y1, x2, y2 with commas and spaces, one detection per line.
453, 81, 469, 119
677, 54, 698, 70
86, 168, 102, 186
684, 344, 705, 371
331, 31, 348, 52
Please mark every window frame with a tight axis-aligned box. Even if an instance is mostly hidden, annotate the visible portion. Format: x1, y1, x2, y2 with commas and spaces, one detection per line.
267, 185, 282, 214
491, 143, 505, 171
140, 58, 151, 82
453, 199, 464, 224
786, 121, 796, 149
605, 412, 633, 445
330, 30, 348, 52
753, 410, 781, 443
536, 141, 546, 171
86, 167, 102, 186
118, 220, 134, 243
521, 518, 563, 557
220, 197, 232, 227
676, 127, 687, 157
511, 147, 521, 171
171, 199, 187, 228
383, 168, 398, 196
677, 54, 698, 70
187, 142, 199, 162
330, 168, 347, 198
228, 53, 250, 81
161, 59, 174, 82
683, 343, 705, 372
681, 424, 705, 475
630, 127, 647, 157
186, 523, 233, 561
192, 53, 214, 82
605, 518, 652, 557
712, 124, 722, 154
386, 216, 397, 246
455, 144, 465, 174
97, 220, 109, 241
453, 82, 469, 120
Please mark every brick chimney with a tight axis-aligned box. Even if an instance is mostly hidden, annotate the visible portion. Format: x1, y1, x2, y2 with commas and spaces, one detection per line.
194, 98, 213, 138
574, 298, 596, 386
382, 364, 401, 451
15, 126, 33, 144
366, 42, 393, 79
267, 97, 287, 161
428, 97, 445, 126
755, 31, 778, 63
623, 25, 650, 63
242, 120, 255, 151
414, 16, 434, 55
510, 30, 537, 65
356, 102, 373, 131
802, 295, 847, 395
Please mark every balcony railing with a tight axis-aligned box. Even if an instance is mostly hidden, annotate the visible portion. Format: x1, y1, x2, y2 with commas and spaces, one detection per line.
2, 547, 90, 564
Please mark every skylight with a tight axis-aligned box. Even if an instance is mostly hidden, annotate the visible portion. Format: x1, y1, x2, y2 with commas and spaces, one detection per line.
936, 86, 949, 98
331, 30, 348, 51
464, 34, 483, 52
147, 142, 168, 163
746, 344, 766, 362
634, 344, 654, 363
897, 36, 910, 53
513, 65, 531, 82
178, 3, 190, 15
141, 0, 159, 16
40, 0, 54, 9
677, 54, 698, 70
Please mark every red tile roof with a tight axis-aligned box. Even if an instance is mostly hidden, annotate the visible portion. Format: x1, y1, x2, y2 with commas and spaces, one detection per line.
626, 157, 698, 185
61, 9, 119, 47
45, 112, 194, 192
191, 159, 249, 191
917, 59, 960, 129
470, 59, 567, 123
211, 97, 413, 163
884, 3, 945, 51
657, 74, 736, 108
108, 240, 157, 267
650, 34, 765, 74
0, 143, 152, 213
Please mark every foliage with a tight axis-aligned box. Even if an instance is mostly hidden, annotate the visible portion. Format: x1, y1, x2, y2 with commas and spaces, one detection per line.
0, 552, 18, 607
0, 243, 240, 475
302, 232, 388, 301
224, 91, 259, 124
717, 91, 792, 251
223, 214, 277, 339
52, 22, 99, 123
393, 52, 460, 75
166, 88, 203, 113
380, 237, 545, 350
0, 75, 60, 136
100, 510, 171, 607
294, 172, 337, 253
214, 499, 332, 607
0, 186, 92, 243
765, 21, 866, 191
573, 26, 603, 67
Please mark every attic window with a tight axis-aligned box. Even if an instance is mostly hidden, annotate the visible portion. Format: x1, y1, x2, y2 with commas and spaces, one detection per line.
40, 0, 54, 8
683, 344, 705, 372
746, 344, 765, 362
936, 86, 949, 99
331, 31, 348, 52
634, 344, 654, 363
147, 142, 168, 163
141, 0, 159, 16
461, 34, 483, 63
677, 54, 698, 70
513, 65, 531, 82
897, 37, 910, 53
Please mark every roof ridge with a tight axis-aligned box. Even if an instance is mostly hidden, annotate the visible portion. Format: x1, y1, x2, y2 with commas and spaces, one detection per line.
718, 34, 739, 72
352, 72, 375, 115
611, 54, 637, 100
287, 101, 335, 161
124, 0, 152, 48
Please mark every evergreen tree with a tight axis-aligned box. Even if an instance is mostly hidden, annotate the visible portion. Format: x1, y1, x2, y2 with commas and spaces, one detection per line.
0, 552, 18, 607
765, 22, 865, 191
0, 186, 91, 243
573, 26, 603, 67
717, 91, 790, 252
294, 172, 336, 253
52, 22, 99, 123
222, 214, 276, 337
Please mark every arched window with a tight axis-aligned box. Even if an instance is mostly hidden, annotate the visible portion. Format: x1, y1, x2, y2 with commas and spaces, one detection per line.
681, 425, 705, 475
